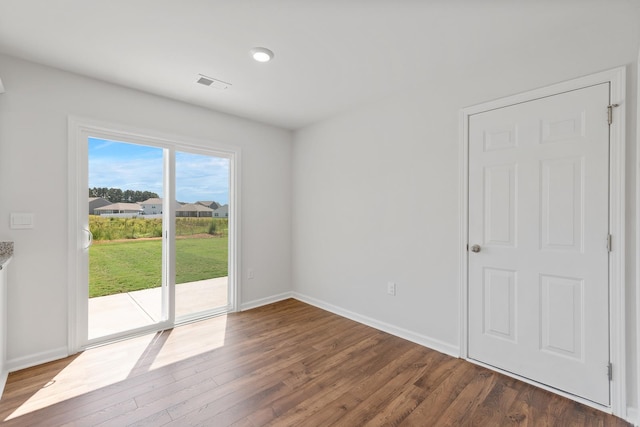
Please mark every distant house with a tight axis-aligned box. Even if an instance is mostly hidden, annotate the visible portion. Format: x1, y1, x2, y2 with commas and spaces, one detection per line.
177, 203, 214, 217
196, 201, 220, 210
94, 203, 143, 215
139, 198, 163, 215
213, 204, 228, 218
89, 197, 111, 215
139, 198, 184, 216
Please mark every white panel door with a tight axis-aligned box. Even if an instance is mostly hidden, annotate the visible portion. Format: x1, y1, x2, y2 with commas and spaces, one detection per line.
468, 83, 610, 405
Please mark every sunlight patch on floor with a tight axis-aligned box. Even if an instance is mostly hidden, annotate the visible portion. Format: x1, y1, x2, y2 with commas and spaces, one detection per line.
5, 333, 156, 420
5, 313, 229, 421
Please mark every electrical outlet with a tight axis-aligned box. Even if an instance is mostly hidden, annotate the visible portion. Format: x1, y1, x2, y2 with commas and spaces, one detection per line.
387, 282, 396, 296
248, 268, 255, 279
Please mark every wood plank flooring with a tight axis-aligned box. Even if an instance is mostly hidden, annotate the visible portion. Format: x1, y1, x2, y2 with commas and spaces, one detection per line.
0, 299, 630, 426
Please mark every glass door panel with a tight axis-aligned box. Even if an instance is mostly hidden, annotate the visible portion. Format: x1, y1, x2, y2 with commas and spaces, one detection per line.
87, 138, 165, 340
174, 150, 230, 320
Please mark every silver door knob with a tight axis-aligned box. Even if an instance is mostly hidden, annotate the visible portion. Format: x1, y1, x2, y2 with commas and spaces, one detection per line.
470, 244, 481, 253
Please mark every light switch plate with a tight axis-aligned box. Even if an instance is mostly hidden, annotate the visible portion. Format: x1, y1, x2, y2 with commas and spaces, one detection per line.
10, 213, 34, 229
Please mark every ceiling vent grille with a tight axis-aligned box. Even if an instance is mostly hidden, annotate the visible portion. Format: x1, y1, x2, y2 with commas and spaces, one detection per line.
196, 74, 231, 90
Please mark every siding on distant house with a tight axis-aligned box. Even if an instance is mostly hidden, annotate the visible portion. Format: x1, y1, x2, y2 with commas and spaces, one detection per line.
94, 202, 143, 215
176, 203, 214, 217
139, 198, 164, 215
196, 201, 220, 210
140, 198, 195, 215
89, 197, 111, 215
213, 204, 228, 218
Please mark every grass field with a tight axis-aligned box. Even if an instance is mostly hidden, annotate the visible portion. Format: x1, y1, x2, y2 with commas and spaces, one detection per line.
89, 236, 228, 297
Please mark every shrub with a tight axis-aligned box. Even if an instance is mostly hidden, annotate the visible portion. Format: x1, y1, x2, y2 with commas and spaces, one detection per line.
89, 216, 228, 240
208, 220, 218, 235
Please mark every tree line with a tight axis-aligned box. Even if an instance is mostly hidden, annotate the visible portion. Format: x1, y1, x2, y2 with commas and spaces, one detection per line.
89, 187, 159, 203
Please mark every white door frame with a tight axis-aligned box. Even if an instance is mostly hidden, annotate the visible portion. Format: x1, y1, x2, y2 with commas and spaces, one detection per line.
67, 116, 241, 353
637, 47, 640, 423
459, 67, 626, 416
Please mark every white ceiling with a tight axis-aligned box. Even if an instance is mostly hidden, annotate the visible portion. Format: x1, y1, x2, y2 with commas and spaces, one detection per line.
0, 0, 638, 130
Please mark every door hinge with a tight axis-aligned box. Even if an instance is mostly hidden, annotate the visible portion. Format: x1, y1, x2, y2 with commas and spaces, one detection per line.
607, 362, 613, 381
607, 104, 619, 125
606, 234, 612, 252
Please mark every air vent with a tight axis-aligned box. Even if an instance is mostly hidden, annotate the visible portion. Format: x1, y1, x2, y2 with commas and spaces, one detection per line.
196, 74, 231, 90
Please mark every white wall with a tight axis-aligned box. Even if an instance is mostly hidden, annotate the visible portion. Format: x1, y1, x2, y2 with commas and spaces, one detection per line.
292, 96, 461, 352
0, 54, 292, 366
292, 35, 640, 418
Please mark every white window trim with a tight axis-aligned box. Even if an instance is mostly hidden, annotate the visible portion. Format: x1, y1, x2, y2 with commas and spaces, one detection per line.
458, 67, 626, 417
67, 116, 241, 353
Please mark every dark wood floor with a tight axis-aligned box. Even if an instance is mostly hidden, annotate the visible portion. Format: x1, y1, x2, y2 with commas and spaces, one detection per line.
0, 299, 630, 426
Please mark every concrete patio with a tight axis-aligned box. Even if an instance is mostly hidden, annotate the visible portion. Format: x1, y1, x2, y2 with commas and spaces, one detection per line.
88, 276, 228, 339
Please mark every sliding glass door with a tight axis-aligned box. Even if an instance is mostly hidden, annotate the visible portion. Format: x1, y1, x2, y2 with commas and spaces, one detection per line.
68, 119, 238, 351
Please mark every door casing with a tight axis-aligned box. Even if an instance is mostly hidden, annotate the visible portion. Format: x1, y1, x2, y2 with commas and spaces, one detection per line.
459, 67, 626, 416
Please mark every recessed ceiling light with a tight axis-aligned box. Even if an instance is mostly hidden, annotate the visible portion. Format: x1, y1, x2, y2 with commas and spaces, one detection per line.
250, 47, 274, 63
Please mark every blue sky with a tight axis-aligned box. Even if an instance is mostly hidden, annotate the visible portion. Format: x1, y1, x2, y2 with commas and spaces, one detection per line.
89, 137, 230, 204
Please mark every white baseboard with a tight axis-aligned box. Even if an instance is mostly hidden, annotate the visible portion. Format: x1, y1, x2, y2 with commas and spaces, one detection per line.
240, 292, 293, 311
292, 292, 460, 358
6, 346, 69, 373
0, 370, 7, 398
626, 407, 638, 426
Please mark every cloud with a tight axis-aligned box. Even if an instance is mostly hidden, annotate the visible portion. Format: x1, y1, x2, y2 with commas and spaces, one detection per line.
89, 138, 230, 204
176, 152, 230, 203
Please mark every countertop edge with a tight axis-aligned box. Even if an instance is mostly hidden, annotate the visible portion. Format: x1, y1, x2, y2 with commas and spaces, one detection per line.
0, 242, 14, 269
0, 256, 11, 270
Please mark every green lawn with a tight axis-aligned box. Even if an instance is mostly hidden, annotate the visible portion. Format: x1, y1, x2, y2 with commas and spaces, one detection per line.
89, 237, 228, 297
